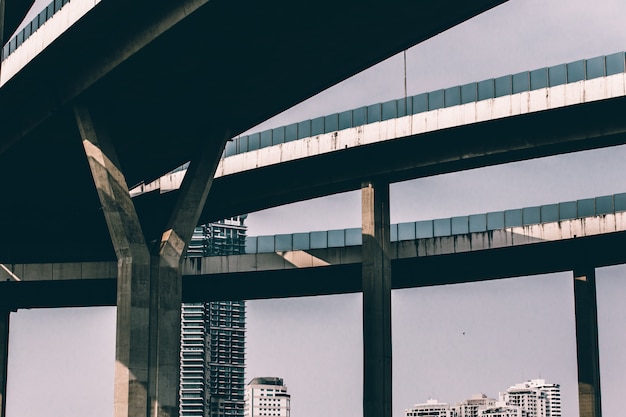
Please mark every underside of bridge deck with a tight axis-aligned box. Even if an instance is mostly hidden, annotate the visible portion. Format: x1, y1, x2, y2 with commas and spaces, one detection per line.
0, 0, 507, 264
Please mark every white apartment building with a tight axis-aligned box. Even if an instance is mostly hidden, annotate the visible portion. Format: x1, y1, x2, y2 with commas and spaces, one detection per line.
525, 380, 561, 417
405, 399, 454, 417
501, 379, 561, 417
405, 379, 559, 417
244, 377, 290, 417
455, 393, 497, 417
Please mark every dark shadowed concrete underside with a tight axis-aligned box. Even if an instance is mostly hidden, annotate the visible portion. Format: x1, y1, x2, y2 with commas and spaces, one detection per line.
0, 0, 507, 264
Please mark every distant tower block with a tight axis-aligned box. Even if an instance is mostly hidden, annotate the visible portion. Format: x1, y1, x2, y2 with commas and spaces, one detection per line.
244, 377, 291, 417
501, 379, 562, 417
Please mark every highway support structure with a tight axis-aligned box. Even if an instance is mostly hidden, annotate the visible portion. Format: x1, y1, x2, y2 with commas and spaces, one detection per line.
74, 103, 226, 417
574, 268, 603, 417
362, 181, 392, 417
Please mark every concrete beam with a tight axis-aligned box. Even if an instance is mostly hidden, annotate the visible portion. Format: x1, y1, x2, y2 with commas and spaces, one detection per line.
77, 103, 227, 417
148, 131, 227, 417
361, 181, 392, 417
0, 309, 8, 417
573, 268, 602, 417
75, 104, 152, 417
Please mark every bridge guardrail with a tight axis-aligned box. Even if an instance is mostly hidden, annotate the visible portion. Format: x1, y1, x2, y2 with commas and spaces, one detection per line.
242, 192, 626, 254
1, 0, 70, 61
225, 52, 626, 158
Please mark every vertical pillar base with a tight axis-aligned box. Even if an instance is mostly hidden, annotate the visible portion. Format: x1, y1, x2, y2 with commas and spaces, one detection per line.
75, 103, 227, 417
573, 268, 602, 417
361, 181, 392, 417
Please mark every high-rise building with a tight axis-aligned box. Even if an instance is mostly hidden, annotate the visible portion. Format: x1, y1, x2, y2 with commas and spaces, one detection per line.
500, 379, 561, 417
180, 217, 247, 417
187, 216, 248, 257
244, 377, 291, 417
405, 399, 454, 417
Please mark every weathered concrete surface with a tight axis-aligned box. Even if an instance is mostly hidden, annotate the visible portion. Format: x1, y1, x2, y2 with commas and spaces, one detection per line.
214, 75, 626, 179
361, 181, 392, 417
3, 212, 626, 307
573, 268, 602, 417
75, 104, 153, 417
200, 75, 626, 222
76, 102, 225, 417
0, 261, 116, 281
147, 130, 226, 417
182, 212, 626, 274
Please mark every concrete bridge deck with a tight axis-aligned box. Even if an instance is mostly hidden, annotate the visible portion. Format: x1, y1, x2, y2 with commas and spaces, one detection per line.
133, 52, 626, 226
2, 191, 625, 307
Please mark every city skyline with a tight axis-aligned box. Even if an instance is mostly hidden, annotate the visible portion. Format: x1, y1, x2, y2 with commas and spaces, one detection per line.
5, 0, 626, 416
404, 378, 562, 417
404, 378, 560, 411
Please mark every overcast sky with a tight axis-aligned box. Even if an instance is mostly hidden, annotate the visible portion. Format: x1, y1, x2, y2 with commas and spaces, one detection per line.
6, 0, 626, 416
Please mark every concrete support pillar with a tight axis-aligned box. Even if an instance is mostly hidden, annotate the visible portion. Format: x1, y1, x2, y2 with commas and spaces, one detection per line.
361, 181, 392, 417
75, 105, 152, 417
76, 104, 227, 417
0, 309, 9, 417
147, 131, 227, 417
573, 268, 602, 417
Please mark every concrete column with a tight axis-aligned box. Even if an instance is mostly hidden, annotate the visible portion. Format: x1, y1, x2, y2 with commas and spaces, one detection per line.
76, 102, 227, 417
0, 309, 9, 417
361, 181, 392, 417
573, 268, 602, 417
75, 105, 152, 417
147, 131, 228, 417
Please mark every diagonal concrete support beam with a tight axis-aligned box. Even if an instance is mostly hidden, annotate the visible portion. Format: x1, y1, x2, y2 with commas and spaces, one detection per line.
148, 131, 228, 417
76, 103, 228, 417
0, 308, 9, 417
361, 180, 392, 417
573, 268, 602, 417
75, 104, 152, 417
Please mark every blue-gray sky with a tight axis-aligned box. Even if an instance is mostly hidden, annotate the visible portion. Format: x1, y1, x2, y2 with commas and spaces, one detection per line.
6, 0, 626, 416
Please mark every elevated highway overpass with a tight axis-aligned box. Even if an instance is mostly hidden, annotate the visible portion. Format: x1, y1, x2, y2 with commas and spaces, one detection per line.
0, 1, 515, 417
0, 0, 508, 264
86, 49, 626, 417
2, 191, 626, 306
133, 52, 626, 227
